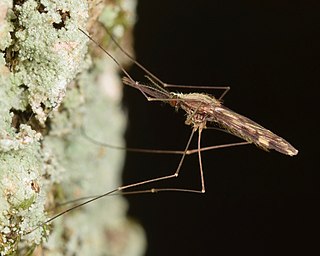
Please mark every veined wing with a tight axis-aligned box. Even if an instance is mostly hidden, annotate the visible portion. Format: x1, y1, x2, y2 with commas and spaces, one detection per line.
211, 106, 298, 156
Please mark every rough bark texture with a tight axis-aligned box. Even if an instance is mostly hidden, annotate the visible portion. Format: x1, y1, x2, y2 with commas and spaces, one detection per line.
0, 0, 145, 255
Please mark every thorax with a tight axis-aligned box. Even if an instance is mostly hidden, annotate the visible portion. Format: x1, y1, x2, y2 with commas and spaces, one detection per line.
171, 92, 221, 129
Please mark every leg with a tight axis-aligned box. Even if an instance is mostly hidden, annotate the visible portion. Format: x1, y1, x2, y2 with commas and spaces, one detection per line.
145, 75, 230, 101
162, 83, 230, 101
80, 124, 250, 156
148, 128, 206, 194
102, 27, 167, 91
30, 132, 251, 235
119, 128, 197, 191
55, 138, 250, 208
198, 128, 206, 193
34, 128, 197, 231
98, 27, 230, 101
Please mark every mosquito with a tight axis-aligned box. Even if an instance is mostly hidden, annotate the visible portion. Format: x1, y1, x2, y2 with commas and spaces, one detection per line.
26, 27, 298, 234
78, 26, 298, 192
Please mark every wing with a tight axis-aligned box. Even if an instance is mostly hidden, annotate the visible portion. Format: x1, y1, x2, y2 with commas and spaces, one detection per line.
211, 106, 298, 156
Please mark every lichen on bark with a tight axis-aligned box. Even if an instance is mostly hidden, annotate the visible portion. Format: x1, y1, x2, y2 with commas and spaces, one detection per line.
0, 0, 145, 255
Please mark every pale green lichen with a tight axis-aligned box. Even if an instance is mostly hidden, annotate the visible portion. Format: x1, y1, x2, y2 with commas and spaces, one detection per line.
0, 134, 47, 254
12, 0, 89, 124
1, 0, 145, 255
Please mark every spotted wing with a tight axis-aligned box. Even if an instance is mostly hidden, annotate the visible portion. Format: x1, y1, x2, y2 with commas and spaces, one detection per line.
211, 106, 298, 156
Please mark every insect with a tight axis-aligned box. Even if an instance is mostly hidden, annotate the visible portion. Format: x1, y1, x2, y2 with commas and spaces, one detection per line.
79, 27, 298, 190
26, 25, 298, 235
30, 180, 40, 193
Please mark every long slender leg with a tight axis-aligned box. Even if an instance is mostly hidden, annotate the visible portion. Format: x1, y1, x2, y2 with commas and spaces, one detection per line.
150, 128, 206, 194
185, 141, 250, 155
198, 128, 206, 193
101, 27, 166, 92
122, 77, 229, 106
163, 83, 230, 100
101, 27, 230, 101
57, 141, 250, 208
81, 29, 232, 105
144, 75, 230, 100
29, 134, 251, 234
30, 128, 196, 232
119, 128, 196, 191
80, 124, 250, 156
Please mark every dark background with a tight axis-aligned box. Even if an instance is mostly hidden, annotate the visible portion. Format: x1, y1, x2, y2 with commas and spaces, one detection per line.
122, 1, 319, 255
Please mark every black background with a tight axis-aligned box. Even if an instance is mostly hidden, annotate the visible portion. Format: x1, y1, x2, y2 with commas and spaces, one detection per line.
122, 1, 319, 255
